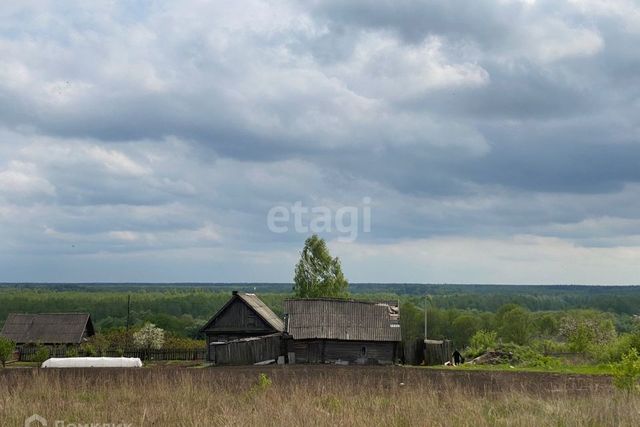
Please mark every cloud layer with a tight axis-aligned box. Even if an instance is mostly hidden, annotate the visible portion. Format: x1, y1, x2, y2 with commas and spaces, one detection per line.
1, 0, 640, 283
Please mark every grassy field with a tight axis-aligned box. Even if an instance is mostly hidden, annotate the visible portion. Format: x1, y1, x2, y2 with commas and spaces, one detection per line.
439, 363, 616, 376
0, 366, 635, 426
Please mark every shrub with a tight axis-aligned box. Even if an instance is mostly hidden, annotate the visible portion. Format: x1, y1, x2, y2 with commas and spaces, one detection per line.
65, 347, 78, 357
81, 343, 97, 357
532, 338, 568, 355
611, 348, 640, 394
559, 311, 617, 353
600, 332, 640, 363
256, 373, 272, 391
162, 334, 206, 350
34, 346, 50, 365
133, 323, 165, 350
246, 373, 272, 399
0, 337, 15, 367
85, 333, 110, 355
469, 330, 497, 353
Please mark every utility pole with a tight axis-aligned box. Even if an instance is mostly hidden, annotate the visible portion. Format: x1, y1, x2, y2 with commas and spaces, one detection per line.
126, 294, 131, 348
424, 295, 428, 340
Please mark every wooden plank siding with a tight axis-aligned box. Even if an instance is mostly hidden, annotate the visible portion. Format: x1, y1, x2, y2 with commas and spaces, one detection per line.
201, 293, 285, 362
290, 339, 397, 365
424, 339, 453, 366
203, 298, 275, 337
211, 334, 283, 365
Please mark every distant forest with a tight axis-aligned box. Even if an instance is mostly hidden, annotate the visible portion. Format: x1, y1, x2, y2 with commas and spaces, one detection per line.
1, 283, 640, 350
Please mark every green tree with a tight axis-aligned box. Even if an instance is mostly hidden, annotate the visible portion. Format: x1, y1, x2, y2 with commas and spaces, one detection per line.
399, 301, 424, 341
0, 337, 15, 367
498, 306, 531, 345
293, 235, 348, 298
452, 314, 479, 347
534, 313, 560, 337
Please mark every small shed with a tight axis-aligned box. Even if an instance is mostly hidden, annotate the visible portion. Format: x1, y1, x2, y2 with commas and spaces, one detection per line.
424, 339, 453, 365
0, 313, 95, 346
283, 298, 401, 365
200, 291, 284, 362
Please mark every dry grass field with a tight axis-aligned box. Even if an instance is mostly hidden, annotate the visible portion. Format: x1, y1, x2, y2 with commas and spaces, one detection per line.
0, 366, 636, 426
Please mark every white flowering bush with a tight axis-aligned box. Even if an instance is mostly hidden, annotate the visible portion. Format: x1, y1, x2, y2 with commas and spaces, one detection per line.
133, 323, 165, 350
558, 311, 616, 353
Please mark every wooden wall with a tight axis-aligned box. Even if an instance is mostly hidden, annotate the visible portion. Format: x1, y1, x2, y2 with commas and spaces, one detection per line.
204, 299, 274, 338
424, 340, 453, 366
211, 334, 283, 365
290, 340, 397, 365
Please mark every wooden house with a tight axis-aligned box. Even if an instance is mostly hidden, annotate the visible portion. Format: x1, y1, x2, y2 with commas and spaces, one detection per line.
0, 313, 95, 346
283, 298, 401, 365
200, 291, 284, 362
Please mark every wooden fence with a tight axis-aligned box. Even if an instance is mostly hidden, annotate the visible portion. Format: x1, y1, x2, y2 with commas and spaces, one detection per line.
211, 333, 283, 365
424, 339, 453, 365
18, 347, 206, 362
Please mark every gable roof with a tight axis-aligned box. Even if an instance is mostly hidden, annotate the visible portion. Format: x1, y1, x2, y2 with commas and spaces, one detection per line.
0, 313, 95, 344
283, 298, 401, 342
200, 292, 284, 333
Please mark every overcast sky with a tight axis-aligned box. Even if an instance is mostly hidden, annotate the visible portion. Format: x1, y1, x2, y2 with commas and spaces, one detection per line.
1, 0, 640, 284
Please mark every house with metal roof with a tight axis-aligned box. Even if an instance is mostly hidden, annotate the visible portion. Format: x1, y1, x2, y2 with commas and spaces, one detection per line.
283, 298, 401, 365
200, 291, 285, 362
0, 313, 95, 346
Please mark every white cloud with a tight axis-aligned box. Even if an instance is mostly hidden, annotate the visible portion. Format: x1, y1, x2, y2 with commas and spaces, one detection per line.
328, 34, 490, 99
84, 146, 150, 177
528, 20, 603, 63
0, 161, 55, 199
0, 0, 638, 282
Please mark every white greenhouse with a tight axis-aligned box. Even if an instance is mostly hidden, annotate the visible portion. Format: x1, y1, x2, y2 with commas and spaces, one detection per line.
41, 357, 143, 368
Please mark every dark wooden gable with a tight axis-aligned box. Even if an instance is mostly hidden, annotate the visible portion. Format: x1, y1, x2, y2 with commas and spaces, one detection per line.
203, 297, 275, 334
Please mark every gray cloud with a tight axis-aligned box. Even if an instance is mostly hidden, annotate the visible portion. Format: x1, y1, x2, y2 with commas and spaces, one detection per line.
1, 0, 640, 283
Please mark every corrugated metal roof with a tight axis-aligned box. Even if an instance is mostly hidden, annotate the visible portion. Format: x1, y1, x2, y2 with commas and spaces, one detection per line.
283, 299, 401, 342
0, 313, 94, 344
236, 293, 285, 332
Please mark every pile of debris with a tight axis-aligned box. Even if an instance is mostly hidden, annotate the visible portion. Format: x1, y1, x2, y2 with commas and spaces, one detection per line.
469, 350, 514, 365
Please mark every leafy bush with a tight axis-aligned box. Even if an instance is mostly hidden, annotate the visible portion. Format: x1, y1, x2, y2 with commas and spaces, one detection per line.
611, 348, 640, 394
133, 323, 165, 350
0, 337, 15, 367
472, 343, 561, 369
531, 338, 568, 355
163, 334, 206, 350
85, 333, 110, 355
81, 343, 97, 357
247, 373, 272, 399
256, 373, 272, 391
465, 329, 498, 357
34, 346, 50, 365
598, 332, 640, 363
559, 310, 617, 353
